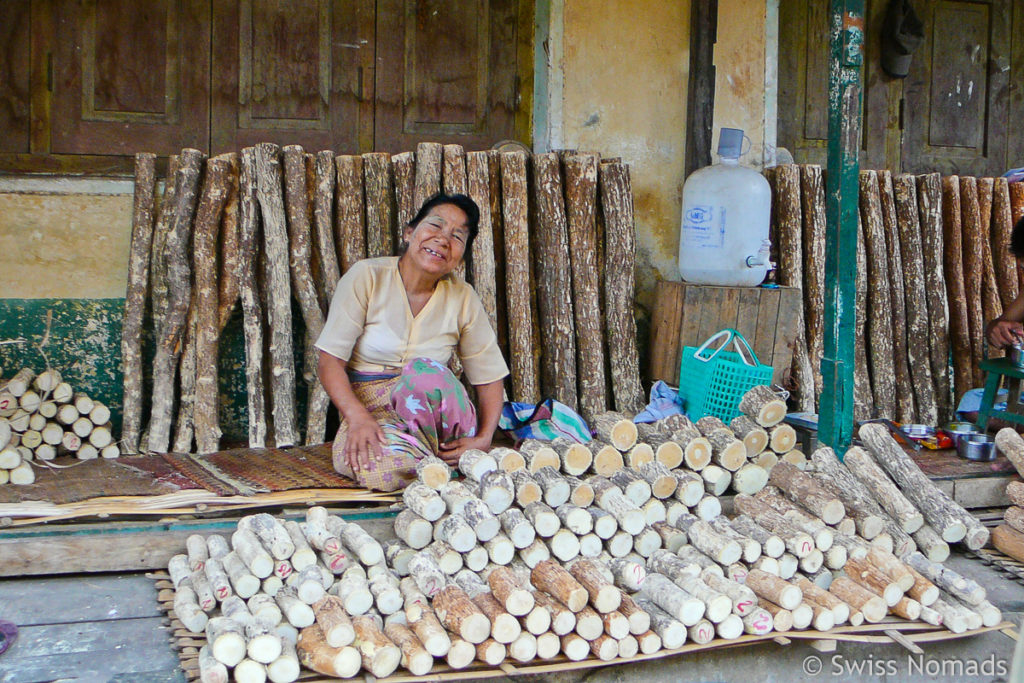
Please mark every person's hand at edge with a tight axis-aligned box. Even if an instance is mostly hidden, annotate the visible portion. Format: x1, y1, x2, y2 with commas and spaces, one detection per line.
987, 318, 1024, 349
344, 413, 387, 474
438, 434, 493, 465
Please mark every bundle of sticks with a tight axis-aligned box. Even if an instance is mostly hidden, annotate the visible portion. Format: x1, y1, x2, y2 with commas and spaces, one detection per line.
169, 394, 998, 680
0, 367, 119, 484
122, 145, 644, 455
768, 165, 1024, 424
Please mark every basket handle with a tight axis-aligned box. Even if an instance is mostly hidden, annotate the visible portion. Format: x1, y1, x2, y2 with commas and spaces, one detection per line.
692, 328, 761, 367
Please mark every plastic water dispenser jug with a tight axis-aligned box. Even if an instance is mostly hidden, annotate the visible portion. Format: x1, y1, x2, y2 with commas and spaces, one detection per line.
678, 128, 772, 286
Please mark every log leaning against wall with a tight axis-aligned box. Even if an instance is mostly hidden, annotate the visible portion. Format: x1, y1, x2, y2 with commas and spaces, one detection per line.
122, 145, 646, 452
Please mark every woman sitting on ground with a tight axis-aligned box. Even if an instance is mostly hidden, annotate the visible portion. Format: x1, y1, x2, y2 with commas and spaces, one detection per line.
315, 193, 509, 492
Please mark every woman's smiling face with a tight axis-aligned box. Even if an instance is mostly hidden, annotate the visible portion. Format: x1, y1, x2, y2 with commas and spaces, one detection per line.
403, 203, 470, 276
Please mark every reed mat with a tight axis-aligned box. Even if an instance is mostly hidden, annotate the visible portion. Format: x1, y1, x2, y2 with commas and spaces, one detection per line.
158, 443, 353, 496
149, 572, 1012, 682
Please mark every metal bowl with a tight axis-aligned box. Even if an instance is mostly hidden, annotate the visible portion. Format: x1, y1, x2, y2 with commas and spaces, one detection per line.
957, 433, 997, 462
944, 421, 981, 447
901, 424, 936, 439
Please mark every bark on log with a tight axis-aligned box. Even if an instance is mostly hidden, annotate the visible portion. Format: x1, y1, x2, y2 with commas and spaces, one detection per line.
853, 213, 874, 420
801, 165, 826, 403
466, 151, 499, 334
910, 523, 950, 563
284, 146, 329, 445
237, 148, 267, 447
363, 152, 395, 258
960, 176, 986, 387
766, 461, 845, 525
844, 556, 903, 606
992, 178, 1019, 308
217, 154, 241, 332
478, 469, 515, 514
860, 423, 980, 545
634, 596, 687, 648
531, 152, 578, 408
775, 164, 814, 411
486, 149, 510, 361
173, 308, 198, 453
569, 558, 622, 613
915, 173, 952, 421
591, 411, 638, 450
879, 171, 916, 423
413, 142, 443, 214
599, 161, 645, 414
391, 152, 416, 243
995, 427, 1024, 478
193, 154, 233, 453
892, 176, 937, 421
500, 151, 540, 403
532, 560, 588, 612
148, 155, 180, 375
940, 176, 972, 403
977, 177, 1004, 355
149, 148, 205, 453
859, 171, 896, 418
730, 415, 769, 457
828, 576, 886, 623
992, 524, 1024, 563
903, 552, 986, 605
313, 151, 340, 309
744, 568, 801, 610
121, 152, 157, 454
842, 445, 924, 533
738, 385, 786, 428
334, 155, 366, 272
256, 143, 299, 447
563, 153, 608, 419
351, 615, 401, 677
809, 447, 886, 539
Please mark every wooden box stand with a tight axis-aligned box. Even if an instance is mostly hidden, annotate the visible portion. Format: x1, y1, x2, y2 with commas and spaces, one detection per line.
647, 281, 801, 388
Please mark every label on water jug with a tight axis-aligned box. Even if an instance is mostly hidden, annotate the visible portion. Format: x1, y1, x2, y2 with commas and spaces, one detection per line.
682, 204, 725, 248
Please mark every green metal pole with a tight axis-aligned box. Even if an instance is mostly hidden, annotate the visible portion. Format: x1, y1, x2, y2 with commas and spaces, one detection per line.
819, 0, 864, 455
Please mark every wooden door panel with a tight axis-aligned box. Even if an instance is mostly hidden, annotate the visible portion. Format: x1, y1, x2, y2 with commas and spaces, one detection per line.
51, 0, 210, 155
901, 0, 1011, 175
777, 0, 891, 168
211, 0, 374, 154
0, 0, 32, 154
374, 0, 519, 152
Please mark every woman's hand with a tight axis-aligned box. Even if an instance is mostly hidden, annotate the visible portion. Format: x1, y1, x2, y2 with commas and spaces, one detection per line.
438, 434, 493, 465
344, 412, 388, 473
988, 318, 1024, 349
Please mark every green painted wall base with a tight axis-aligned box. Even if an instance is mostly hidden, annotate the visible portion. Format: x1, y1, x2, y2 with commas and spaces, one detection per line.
0, 298, 310, 443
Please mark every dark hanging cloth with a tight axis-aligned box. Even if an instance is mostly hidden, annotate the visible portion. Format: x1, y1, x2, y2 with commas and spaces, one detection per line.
882, 0, 925, 78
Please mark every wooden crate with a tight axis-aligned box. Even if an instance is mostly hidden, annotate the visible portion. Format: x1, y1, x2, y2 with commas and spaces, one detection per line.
648, 281, 802, 388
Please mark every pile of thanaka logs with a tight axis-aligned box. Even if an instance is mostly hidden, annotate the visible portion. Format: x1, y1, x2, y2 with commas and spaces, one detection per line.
168, 396, 999, 680
0, 367, 120, 484
768, 165, 1023, 423
991, 428, 1024, 563
122, 144, 643, 455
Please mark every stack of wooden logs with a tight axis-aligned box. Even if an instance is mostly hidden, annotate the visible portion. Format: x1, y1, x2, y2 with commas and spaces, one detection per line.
0, 367, 120, 484
168, 392, 999, 680
991, 429, 1024, 562
768, 165, 1024, 423
122, 144, 643, 455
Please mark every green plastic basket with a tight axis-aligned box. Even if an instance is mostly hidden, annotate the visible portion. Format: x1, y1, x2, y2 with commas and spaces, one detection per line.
678, 328, 773, 422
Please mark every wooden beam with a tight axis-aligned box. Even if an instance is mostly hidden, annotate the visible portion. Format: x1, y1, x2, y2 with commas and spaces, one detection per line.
685, 0, 717, 178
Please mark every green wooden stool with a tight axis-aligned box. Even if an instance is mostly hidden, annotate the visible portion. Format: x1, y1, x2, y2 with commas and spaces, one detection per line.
976, 357, 1024, 431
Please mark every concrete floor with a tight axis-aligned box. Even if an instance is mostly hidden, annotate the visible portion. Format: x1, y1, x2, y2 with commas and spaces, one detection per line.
0, 551, 1020, 683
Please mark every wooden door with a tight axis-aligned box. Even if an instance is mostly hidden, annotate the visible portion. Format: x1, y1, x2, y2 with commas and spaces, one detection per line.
373, 0, 521, 153
0, 0, 32, 154
777, 0, 893, 169
901, 0, 1011, 176
50, 0, 211, 156
210, 0, 375, 154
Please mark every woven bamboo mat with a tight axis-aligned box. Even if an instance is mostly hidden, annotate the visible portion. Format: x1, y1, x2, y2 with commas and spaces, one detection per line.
0, 456, 184, 505
158, 443, 353, 496
0, 488, 398, 527
149, 573, 1013, 682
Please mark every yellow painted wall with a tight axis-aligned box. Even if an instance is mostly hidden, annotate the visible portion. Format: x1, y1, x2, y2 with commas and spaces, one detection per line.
0, 187, 132, 299
560, 0, 690, 307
